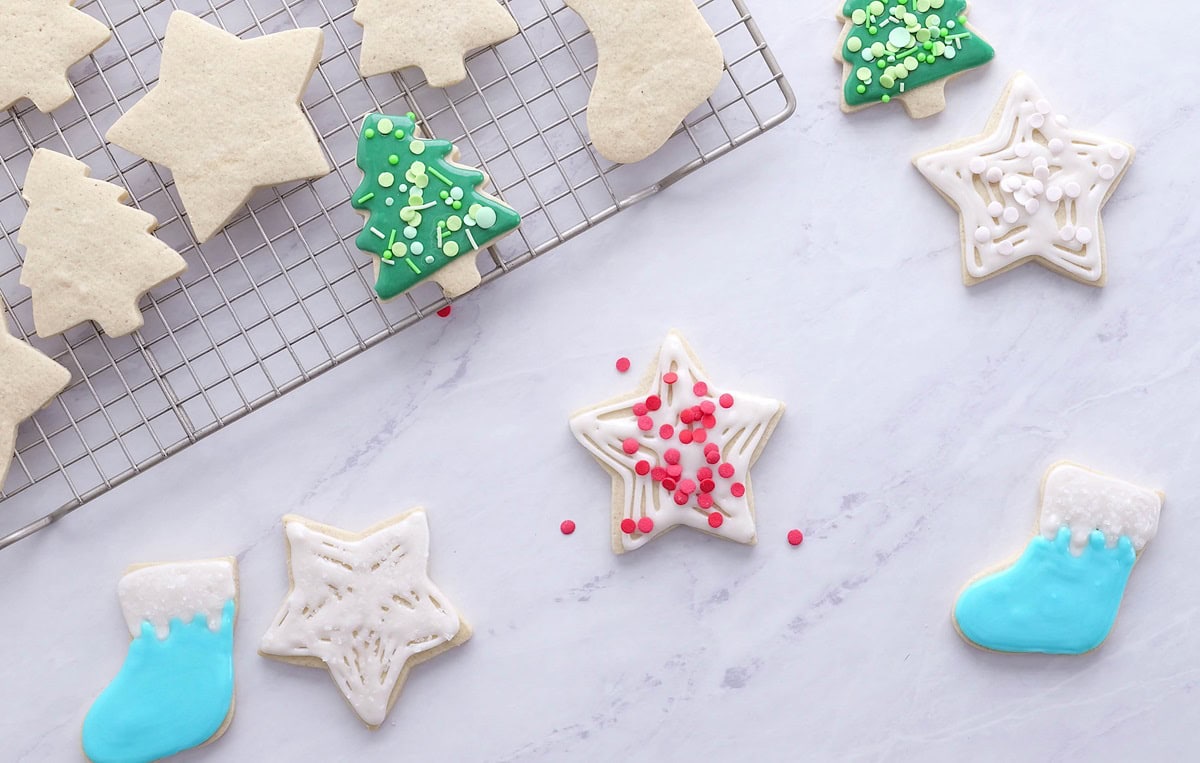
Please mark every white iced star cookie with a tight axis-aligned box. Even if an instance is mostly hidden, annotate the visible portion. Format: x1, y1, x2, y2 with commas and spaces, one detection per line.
0, 0, 110, 112
914, 73, 1135, 286
259, 510, 469, 728
570, 332, 784, 554
1, 302, 70, 488
106, 11, 331, 243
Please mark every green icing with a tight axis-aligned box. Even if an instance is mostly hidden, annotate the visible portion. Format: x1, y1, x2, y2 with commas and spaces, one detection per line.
351, 113, 521, 301
841, 0, 993, 107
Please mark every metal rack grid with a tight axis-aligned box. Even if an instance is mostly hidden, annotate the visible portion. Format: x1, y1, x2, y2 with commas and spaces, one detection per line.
0, 0, 794, 549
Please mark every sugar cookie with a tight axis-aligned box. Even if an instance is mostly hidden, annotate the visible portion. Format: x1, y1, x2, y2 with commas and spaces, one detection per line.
954, 463, 1162, 655
354, 0, 518, 87
915, 73, 1135, 286
106, 11, 330, 243
0, 303, 70, 488
18, 149, 186, 338
0, 0, 110, 112
82, 558, 238, 763
567, 0, 724, 164
570, 332, 784, 554
259, 510, 470, 729
836, 0, 993, 118
351, 112, 520, 301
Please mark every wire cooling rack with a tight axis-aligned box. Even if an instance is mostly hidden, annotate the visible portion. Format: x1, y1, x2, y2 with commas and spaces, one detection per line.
0, 0, 793, 549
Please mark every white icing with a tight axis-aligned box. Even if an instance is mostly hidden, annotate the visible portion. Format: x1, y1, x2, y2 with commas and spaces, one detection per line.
1039, 463, 1162, 554
915, 74, 1134, 284
569, 332, 783, 553
117, 559, 236, 639
259, 511, 461, 727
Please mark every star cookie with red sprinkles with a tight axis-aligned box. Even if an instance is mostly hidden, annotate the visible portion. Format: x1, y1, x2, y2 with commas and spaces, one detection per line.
570, 332, 785, 554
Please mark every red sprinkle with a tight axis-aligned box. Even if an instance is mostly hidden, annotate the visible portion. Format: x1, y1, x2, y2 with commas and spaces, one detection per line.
560, 520, 576, 535
708, 512, 724, 528
718, 463, 735, 479
680, 408, 695, 425
787, 529, 804, 546
635, 460, 651, 476
662, 478, 677, 491
700, 400, 716, 415
646, 395, 662, 411
622, 438, 639, 455
701, 414, 717, 429
705, 451, 721, 465
651, 467, 667, 481
637, 517, 654, 534
664, 448, 681, 465
679, 479, 697, 495
674, 491, 688, 506
637, 415, 653, 431
666, 464, 683, 479
731, 482, 746, 498
436, 305, 453, 318
698, 493, 714, 509
663, 372, 678, 385
692, 428, 707, 443
719, 393, 734, 408
699, 479, 715, 493
693, 381, 708, 396
616, 357, 631, 373
620, 518, 636, 534
633, 403, 648, 416
679, 429, 694, 444
697, 467, 713, 481
659, 424, 675, 439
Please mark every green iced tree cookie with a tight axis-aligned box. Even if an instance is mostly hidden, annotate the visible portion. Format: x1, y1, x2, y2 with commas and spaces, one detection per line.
838, 0, 994, 117
351, 112, 521, 301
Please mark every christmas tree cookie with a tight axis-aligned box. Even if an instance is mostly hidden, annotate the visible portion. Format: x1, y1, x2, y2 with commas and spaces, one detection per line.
0, 0, 111, 112
0, 302, 70, 488
835, 0, 993, 118
915, 74, 1135, 286
954, 464, 1162, 655
259, 510, 470, 728
570, 332, 784, 554
354, 0, 518, 87
83, 559, 238, 762
351, 112, 520, 302
567, 0, 724, 163
18, 149, 186, 338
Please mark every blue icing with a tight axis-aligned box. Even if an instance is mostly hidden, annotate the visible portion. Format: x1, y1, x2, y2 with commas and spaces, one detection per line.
83, 600, 235, 763
954, 528, 1136, 655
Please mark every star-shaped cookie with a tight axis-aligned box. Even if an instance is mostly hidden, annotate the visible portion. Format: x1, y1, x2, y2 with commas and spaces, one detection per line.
259, 510, 469, 728
354, 0, 518, 87
570, 332, 784, 554
0, 0, 110, 112
106, 11, 331, 243
1, 304, 71, 487
914, 73, 1135, 286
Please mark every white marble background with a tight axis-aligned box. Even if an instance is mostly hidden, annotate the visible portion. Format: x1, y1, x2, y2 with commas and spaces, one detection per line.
4, 1, 1200, 761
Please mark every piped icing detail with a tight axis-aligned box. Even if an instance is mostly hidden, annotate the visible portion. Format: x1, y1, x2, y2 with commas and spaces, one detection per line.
1039, 463, 1161, 553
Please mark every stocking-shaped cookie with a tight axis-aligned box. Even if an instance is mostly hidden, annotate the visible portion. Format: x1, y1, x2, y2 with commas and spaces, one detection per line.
354, 0, 518, 87
567, 0, 724, 164
18, 149, 186, 338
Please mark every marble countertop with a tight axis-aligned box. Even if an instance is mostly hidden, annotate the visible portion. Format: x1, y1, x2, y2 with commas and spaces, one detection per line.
4, 1, 1200, 760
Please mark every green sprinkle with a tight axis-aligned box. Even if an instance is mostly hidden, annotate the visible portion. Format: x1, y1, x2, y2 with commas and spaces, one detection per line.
881, 94, 891, 103
364, 128, 376, 139
405, 258, 421, 274
440, 190, 450, 200
356, 192, 375, 203
409, 140, 426, 155
443, 241, 460, 257
388, 155, 399, 165
387, 228, 396, 251
394, 130, 405, 139
452, 201, 462, 210
427, 166, 452, 185
377, 118, 394, 134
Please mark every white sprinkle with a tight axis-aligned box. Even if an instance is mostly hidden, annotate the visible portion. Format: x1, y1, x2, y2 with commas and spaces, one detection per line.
370, 227, 385, 239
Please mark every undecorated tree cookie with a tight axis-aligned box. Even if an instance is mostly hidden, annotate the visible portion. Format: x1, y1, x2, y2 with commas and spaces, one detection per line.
18, 149, 186, 338
353, 0, 518, 87
259, 510, 470, 729
954, 463, 1162, 655
835, 0, 994, 118
0, 0, 111, 112
915, 73, 1135, 286
106, 12, 331, 243
567, 0, 725, 164
351, 112, 521, 302
0, 303, 70, 488
570, 332, 784, 554
83, 559, 238, 763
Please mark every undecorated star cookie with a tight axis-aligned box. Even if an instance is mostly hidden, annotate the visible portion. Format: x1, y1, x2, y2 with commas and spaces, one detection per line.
353, 0, 518, 87
351, 112, 520, 302
18, 149, 186, 338
0, 303, 70, 488
567, 0, 724, 164
106, 11, 331, 243
259, 510, 470, 728
835, 0, 993, 118
570, 332, 784, 554
83, 558, 238, 763
915, 73, 1135, 286
0, 0, 111, 112
954, 463, 1162, 655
